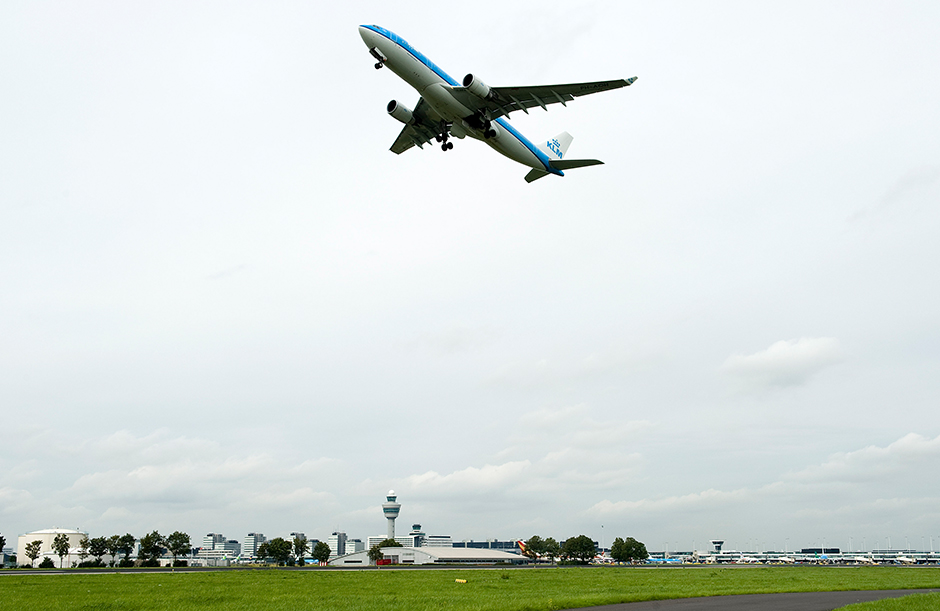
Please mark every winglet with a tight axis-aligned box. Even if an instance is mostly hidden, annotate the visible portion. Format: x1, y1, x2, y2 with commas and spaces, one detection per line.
626, 76, 638, 85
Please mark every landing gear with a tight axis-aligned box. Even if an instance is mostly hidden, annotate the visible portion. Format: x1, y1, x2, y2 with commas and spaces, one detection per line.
369, 47, 387, 70
438, 120, 454, 151
482, 118, 497, 139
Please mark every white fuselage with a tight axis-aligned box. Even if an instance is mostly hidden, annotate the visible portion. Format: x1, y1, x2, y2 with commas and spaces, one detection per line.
359, 25, 554, 173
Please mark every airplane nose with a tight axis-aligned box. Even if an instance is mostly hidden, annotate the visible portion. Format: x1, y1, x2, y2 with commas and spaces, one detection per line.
358, 26, 374, 44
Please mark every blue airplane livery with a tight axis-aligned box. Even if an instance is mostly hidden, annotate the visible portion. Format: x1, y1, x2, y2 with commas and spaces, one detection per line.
359, 25, 637, 182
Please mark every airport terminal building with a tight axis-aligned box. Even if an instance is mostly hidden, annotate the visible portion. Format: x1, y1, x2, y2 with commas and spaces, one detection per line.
329, 545, 525, 566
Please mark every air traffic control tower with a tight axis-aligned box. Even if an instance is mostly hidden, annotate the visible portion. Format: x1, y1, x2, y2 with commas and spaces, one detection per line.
383, 490, 401, 539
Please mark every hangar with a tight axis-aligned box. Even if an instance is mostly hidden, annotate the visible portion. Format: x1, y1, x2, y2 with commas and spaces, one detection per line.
329, 546, 525, 566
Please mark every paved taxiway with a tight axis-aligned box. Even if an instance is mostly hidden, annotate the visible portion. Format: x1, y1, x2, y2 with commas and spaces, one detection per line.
577, 589, 939, 611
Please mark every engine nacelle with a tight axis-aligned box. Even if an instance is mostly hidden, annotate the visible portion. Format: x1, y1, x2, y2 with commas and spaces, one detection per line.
462, 73, 491, 99
387, 100, 413, 124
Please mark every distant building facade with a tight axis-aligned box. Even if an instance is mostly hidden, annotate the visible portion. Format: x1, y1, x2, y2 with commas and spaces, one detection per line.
453, 540, 521, 552
424, 535, 453, 547
202, 533, 225, 549
328, 532, 347, 557
242, 533, 266, 559
346, 538, 365, 554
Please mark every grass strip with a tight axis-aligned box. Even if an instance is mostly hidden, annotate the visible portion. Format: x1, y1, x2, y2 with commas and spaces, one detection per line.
2, 566, 940, 611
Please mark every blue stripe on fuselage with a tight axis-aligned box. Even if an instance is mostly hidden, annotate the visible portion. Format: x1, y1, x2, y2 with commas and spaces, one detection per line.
361, 24, 459, 86
494, 118, 562, 176
362, 24, 562, 176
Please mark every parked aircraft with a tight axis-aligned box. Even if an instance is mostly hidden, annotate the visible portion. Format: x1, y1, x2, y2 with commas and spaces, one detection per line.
359, 25, 637, 182
850, 555, 877, 565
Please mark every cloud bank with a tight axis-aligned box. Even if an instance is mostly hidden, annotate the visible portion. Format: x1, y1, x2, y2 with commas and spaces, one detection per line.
722, 337, 844, 390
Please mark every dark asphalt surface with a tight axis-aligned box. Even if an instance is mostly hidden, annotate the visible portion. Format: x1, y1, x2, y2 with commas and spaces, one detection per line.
575, 589, 939, 611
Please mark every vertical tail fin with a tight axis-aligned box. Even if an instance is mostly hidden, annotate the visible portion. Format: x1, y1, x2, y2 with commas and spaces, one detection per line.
537, 131, 573, 161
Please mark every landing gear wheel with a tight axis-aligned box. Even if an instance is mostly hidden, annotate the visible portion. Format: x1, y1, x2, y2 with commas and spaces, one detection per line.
374, 62, 383, 69
435, 135, 442, 143
484, 129, 496, 139
442, 143, 448, 151
446, 141, 454, 150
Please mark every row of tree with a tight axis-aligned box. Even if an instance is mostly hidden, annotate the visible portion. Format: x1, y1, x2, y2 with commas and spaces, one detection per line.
521, 535, 648, 564
5, 531, 647, 568
12, 531, 193, 569
3, 530, 336, 569
254, 535, 332, 566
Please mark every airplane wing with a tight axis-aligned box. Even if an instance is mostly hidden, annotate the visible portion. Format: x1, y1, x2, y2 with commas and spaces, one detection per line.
449, 77, 637, 121
389, 97, 443, 154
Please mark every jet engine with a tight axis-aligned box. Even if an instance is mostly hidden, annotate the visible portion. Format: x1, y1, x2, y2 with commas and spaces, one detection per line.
462, 73, 491, 99
387, 100, 413, 124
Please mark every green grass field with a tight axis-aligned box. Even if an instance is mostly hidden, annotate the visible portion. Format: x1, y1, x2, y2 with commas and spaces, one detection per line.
2, 566, 939, 611
836, 592, 940, 611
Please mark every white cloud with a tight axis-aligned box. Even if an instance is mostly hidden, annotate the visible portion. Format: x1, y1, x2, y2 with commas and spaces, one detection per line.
590, 488, 745, 515
782, 433, 940, 485
721, 337, 844, 390
3, 429, 351, 536
3, 2, 940, 548
392, 405, 648, 518
850, 165, 940, 221
412, 324, 500, 354
587, 433, 940, 547
406, 460, 532, 494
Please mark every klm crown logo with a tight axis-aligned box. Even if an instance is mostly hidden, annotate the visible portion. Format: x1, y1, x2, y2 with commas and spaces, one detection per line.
546, 138, 563, 158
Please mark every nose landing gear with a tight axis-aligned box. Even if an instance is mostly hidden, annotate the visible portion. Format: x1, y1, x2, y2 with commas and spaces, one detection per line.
369, 47, 387, 70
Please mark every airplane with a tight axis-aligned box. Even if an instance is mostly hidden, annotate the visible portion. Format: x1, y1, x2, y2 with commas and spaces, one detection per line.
895, 555, 917, 564
358, 25, 637, 182
850, 555, 876, 565
516, 540, 545, 560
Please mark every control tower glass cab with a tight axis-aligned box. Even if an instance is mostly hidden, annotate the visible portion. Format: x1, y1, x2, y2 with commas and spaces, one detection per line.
382, 490, 401, 539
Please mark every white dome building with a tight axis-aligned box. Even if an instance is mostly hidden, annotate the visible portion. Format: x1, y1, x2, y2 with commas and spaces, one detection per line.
17, 528, 87, 568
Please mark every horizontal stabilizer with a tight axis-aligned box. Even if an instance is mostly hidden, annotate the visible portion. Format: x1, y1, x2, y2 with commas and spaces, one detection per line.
524, 159, 604, 182
525, 169, 550, 183
551, 159, 604, 170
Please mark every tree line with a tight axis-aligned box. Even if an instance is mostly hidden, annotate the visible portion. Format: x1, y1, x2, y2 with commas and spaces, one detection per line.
521, 534, 648, 564
10, 531, 193, 568
4, 530, 647, 568
254, 535, 331, 566
3, 530, 335, 569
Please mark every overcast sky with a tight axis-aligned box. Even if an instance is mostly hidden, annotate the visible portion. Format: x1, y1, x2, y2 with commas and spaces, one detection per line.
3, 0, 940, 554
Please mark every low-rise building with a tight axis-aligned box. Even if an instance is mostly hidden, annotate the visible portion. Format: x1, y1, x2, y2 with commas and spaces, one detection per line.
330, 546, 526, 566
17, 528, 88, 567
